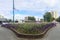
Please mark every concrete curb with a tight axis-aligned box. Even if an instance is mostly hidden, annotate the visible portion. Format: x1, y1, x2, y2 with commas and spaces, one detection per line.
10, 25, 55, 38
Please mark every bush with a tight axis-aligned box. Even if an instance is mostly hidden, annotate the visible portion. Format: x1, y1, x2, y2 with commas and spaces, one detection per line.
1, 23, 56, 34
56, 16, 60, 22
17, 23, 46, 34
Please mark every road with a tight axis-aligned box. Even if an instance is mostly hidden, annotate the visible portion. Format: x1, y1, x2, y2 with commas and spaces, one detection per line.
0, 23, 60, 40
45, 23, 60, 40
0, 25, 18, 40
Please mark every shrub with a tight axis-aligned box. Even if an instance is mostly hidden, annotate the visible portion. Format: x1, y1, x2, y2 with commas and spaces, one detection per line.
1, 23, 56, 34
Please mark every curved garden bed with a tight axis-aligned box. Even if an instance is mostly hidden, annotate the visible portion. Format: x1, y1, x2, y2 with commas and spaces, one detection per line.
1, 23, 56, 38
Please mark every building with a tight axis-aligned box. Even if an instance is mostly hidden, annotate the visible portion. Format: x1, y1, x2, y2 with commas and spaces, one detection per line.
0, 15, 4, 18
0, 18, 7, 22
0, 15, 7, 22
51, 11, 58, 19
25, 17, 28, 21
25, 17, 31, 22
25, 16, 36, 22
18, 19, 25, 23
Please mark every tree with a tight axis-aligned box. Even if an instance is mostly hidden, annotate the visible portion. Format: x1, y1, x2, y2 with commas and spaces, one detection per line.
44, 12, 53, 22
15, 20, 18, 23
15, 19, 18, 23
28, 16, 36, 21
40, 19, 44, 22
8, 19, 12, 22
56, 16, 60, 22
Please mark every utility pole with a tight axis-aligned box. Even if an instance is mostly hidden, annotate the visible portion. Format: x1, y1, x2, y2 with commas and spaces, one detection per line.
13, 0, 15, 23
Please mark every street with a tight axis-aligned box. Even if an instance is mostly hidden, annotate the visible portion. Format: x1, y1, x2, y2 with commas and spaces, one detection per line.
0, 26, 18, 40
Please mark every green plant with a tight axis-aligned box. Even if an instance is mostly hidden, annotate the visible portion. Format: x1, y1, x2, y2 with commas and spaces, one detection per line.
56, 16, 60, 22
44, 12, 53, 22
16, 23, 47, 34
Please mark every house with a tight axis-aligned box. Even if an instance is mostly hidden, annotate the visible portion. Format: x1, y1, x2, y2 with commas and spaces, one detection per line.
0, 15, 7, 24
0, 18, 7, 22
51, 11, 58, 19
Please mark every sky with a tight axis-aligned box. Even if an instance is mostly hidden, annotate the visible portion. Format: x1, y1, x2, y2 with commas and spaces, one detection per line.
0, 0, 60, 20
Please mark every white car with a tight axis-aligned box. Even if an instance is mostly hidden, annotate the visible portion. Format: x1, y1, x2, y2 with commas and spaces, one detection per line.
2, 22, 9, 25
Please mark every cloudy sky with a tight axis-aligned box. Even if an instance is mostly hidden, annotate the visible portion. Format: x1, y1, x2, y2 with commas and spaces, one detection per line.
0, 0, 60, 20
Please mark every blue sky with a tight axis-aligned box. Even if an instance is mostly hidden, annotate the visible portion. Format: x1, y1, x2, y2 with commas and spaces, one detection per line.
0, 0, 60, 20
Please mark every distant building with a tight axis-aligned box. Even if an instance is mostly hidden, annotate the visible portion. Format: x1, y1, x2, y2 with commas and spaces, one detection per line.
0, 15, 7, 22
0, 18, 7, 22
0, 15, 4, 18
51, 11, 58, 19
18, 19, 25, 23
25, 16, 35, 22
25, 17, 28, 21
25, 16, 40, 23
25, 17, 31, 22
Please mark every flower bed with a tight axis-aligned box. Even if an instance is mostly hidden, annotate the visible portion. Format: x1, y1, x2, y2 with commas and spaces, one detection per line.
1, 23, 56, 38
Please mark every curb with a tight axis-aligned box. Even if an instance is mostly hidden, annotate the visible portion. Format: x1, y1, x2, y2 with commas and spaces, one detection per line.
10, 25, 55, 38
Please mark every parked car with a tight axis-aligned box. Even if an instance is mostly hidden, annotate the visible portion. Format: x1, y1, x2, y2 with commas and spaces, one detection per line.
0, 21, 2, 24
2, 22, 9, 25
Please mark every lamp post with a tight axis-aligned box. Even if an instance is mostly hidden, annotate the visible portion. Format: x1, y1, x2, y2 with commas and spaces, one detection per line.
13, 0, 15, 23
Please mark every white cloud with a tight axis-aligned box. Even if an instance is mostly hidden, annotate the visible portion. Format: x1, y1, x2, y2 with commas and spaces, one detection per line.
0, 0, 60, 20
15, 14, 28, 20
0, 0, 13, 19
43, 0, 57, 7
15, 0, 59, 10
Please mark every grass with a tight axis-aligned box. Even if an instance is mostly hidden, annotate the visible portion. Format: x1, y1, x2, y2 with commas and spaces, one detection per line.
15, 23, 47, 34
2, 22, 56, 34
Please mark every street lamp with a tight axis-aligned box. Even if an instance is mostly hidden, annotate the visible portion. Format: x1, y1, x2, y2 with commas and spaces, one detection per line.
13, 0, 15, 23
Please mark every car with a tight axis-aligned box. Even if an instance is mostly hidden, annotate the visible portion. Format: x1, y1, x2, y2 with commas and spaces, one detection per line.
2, 22, 9, 25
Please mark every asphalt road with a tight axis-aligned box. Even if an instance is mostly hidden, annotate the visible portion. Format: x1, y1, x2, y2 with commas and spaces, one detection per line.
0, 26, 18, 40
0, 23, 60, 40
45, 23, 60, 40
